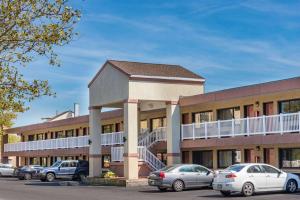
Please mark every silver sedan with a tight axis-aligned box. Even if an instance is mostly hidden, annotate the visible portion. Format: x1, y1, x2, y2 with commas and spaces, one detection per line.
148, 164, 214, 192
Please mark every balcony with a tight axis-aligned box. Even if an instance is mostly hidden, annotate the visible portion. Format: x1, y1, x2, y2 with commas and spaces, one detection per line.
181, 112, 300, 140
4, 132, 126, 153
4, 136, 89, 152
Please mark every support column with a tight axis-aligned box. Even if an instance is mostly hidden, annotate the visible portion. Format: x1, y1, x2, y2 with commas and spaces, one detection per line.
166, 101, 181, 165
123, 100, 139, 180
89, 106, 102, 177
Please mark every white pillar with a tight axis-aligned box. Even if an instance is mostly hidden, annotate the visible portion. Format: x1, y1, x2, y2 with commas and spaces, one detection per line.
89, 106, 102, 177
166, 101, 181, 165
123, 100, 139, 180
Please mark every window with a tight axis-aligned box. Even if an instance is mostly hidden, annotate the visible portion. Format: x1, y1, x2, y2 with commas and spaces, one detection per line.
218, 150, 239, 168
279, 99, 300, 114
37, 133, 44, 140
28, 135, 35, 141
194, 166, 209, 174
247, 165, 263, 173
192, 151, 213, 168
102, 124, 113, 133
217, 107, 240, 120
192, 111, 213, 123
55, 131, 65, 138
60, 162, 69, 168
65, 130, 74, 137
261, 165, 280, 174
140, 120, 148, 131
179, 166, 194, 173
226, 164, 245, 172
280, 148, 300, 168
69, 162, 78, 168
150, 117, 166, 131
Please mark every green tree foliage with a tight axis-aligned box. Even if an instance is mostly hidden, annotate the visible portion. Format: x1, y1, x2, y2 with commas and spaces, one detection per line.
0, 0, 81, 129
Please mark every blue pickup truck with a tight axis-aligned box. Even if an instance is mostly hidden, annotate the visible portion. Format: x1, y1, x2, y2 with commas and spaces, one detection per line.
40, 160, 89, 182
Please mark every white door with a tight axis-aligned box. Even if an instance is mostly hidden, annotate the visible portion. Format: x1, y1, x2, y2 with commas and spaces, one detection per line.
261, 165, 286, 190
246, 165, 267, 191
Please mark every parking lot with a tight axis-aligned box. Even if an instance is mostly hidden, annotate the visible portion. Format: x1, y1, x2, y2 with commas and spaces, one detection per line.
0, 177, 299, 200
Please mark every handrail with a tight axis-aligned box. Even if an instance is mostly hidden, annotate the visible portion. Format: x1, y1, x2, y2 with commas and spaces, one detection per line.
181, 112, 300, 140
138, 127, 166, 147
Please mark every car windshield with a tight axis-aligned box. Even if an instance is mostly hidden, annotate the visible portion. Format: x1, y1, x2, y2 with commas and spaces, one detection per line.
225, 165, 245, 172
51, 161, 62, 168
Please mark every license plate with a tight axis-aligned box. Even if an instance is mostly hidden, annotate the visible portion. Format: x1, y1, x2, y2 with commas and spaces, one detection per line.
217, 184, 222, 190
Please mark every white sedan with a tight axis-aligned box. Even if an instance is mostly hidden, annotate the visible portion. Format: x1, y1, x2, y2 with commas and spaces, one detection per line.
0, 164, 15, 177
213, 163, 300, 197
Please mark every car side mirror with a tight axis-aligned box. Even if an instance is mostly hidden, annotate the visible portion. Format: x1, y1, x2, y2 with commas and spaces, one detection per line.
58, 167, 61, 171
206, 171, 211, 176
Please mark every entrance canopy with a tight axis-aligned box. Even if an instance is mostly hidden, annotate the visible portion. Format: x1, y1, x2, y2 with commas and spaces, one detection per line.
88, 60, 205, 109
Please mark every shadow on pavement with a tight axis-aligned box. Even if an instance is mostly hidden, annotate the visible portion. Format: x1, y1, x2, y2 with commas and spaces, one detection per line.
24, 180, 83, 187
199, 191, 300, 198
139, 187, 211, 193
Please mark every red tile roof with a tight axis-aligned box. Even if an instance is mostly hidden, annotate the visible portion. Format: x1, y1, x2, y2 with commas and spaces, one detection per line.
89, 60, 205, 87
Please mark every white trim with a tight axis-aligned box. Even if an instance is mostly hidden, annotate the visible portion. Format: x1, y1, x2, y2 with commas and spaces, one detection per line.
130, 75, 205, 82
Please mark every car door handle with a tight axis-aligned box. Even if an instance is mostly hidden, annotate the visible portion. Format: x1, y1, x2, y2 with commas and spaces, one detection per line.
249, 175, 254, 177
266, 175, 270, 177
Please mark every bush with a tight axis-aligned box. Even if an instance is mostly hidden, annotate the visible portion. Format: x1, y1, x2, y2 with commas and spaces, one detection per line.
100, 170, 117, 178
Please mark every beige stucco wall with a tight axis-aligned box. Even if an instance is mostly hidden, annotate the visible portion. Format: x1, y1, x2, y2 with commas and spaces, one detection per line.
89, 63, 129, 107
129, 80, 204, 101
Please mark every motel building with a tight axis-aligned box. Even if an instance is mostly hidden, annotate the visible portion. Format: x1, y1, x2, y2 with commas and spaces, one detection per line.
1, 60, 300, 182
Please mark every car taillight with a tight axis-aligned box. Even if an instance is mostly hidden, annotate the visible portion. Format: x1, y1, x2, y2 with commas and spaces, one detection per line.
159, 171, 165, 179
225, 173, 237, 179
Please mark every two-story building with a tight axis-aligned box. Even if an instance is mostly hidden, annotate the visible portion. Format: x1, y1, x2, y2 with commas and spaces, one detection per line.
2, 60, 300, 182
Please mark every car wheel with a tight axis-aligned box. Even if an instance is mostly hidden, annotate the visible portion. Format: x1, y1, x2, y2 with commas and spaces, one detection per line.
172, 180, 184, 192
286, 179, 298, 193
158, 186, 167, 192
242, 182, 254, 197
46, 173, 55, 182
24, 173, 32, 180
220, 191, 231, 197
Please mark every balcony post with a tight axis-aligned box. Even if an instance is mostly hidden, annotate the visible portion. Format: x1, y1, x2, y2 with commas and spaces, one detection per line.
263, 115, 266, 135
192, 123, 195, 140
204, 122, 208, 139
231, 119, 235, 137
280, 113, 283, 135
217, 121, 221, 138
246, 117, 250, 136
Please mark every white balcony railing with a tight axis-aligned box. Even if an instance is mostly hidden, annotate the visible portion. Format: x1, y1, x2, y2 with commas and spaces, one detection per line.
181, 112, 300, 140
4, 131, 126, 152
101, 131, 124, 146
4, 136, 89, 152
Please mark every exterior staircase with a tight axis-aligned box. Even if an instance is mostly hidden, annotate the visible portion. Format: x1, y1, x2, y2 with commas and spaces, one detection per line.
111, 127, 167, 171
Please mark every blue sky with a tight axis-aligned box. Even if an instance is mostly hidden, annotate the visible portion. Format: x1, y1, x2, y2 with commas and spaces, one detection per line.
15, 0, 300, 127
